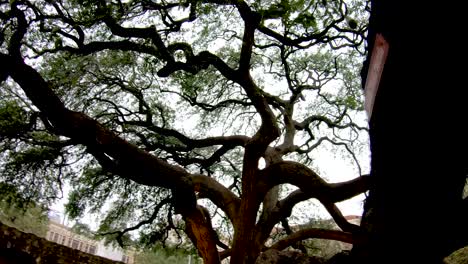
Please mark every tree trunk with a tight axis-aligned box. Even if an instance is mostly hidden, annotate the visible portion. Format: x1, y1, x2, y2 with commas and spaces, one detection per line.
184, 206, 221, 264
356, 1, 468, 263
230, 160, 264, 264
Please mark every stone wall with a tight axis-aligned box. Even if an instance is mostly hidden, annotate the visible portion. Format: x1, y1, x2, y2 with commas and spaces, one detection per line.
0, 221, 123, 264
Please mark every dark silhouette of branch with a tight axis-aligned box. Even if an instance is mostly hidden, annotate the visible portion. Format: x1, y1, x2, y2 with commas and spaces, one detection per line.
191, 175, 240, 222
254, 169, 369, 248
260, 161, 371, 203
98, 198, 172, 246
7, 3, 27, 58
322, 202, 361, 233
269, 228, 356, 251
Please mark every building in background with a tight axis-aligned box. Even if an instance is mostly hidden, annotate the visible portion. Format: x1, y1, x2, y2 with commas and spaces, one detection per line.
46, 213, 135, 264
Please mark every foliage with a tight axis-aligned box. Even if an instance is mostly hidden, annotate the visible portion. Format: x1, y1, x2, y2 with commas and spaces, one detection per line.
0, 101, 29, 137
444, 246, 468, 264
135, 245, 202, 264
71, 221, 96, 239
0, 182, 49, 237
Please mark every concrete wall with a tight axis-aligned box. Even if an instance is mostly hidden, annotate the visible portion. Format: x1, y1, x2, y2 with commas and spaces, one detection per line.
0, 221, 123, 264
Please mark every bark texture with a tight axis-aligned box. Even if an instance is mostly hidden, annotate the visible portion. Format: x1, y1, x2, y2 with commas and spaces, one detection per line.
357, 1, 468, 263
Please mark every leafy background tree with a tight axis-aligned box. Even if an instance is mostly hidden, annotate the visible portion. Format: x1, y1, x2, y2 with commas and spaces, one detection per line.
135, 245, 202, 264
0, 182, 49, 237
0, 0, 372, 263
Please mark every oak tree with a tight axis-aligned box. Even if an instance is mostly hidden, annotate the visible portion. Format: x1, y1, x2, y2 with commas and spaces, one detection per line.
0, 1, 371, 263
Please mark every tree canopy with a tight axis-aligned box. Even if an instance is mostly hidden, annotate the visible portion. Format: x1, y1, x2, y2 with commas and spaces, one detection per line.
0, 0, 372, 263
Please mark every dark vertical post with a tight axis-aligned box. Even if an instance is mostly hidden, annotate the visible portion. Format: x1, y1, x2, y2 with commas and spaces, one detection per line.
356, 1, 468, 263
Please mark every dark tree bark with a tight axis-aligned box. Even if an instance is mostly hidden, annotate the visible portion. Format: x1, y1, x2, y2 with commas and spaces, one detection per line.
356, 1, 468, 263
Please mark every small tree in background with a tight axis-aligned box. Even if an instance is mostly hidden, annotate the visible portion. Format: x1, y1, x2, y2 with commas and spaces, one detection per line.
0, 182, 49, 237
135, 245, 202, 264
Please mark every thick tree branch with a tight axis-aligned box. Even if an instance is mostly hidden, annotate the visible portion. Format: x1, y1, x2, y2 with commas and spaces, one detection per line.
294, 114, 368, 131
322, 201, 361, 233
102, 15, 172, 61
257, 1, 348, 48
161, 89, 251, 112
252, 161, 370, 259
125, 120, 249, 149
100, 8, 242, 79
255, 189, 309, 242
8, 3, 27, 58
255, 172, 367, 249
218, 1, 281, 156
280, 219, 308, 253
261, 161, 371, 202
26, 39, 159, 58
253, 161, 370, 241
36, 2, 239, 82
269, 228, 356, 251
2, 53, 193, 192
235, 0, 259, 73
65, 41, 159, 56
184, 205, 221, 264
191, 174, 240, 222
171, 145, 235, 168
